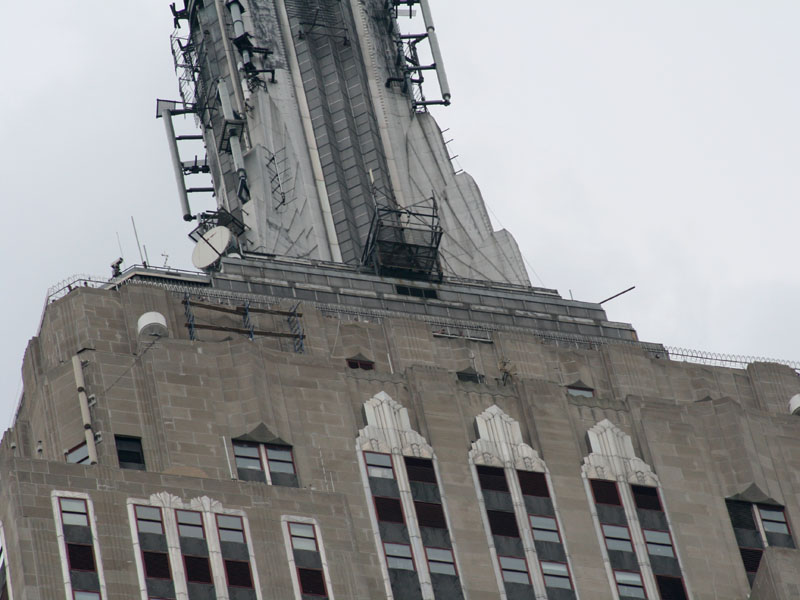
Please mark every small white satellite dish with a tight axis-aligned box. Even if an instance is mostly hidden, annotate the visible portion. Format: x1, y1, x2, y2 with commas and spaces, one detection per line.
192, 226, 234, 269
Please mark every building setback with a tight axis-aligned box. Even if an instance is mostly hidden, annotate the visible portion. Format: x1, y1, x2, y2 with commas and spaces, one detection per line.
3, 1, 800, 600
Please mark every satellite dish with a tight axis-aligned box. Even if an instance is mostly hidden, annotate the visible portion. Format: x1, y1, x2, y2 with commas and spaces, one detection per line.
192, 226, 234, 269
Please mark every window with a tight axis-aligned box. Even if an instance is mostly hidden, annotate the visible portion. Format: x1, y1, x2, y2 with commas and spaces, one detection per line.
365, 452, 394, 479
60, 498, 89, 527
135, 505, 163, 535
739, 547, 763, 576
176, 510, 204, 538
289, 522, 318, 552
67, 544, 96, 572
115, 436, 145, 470
266, 445, 295, 474
456, 370, 484, 384
233, 441, 262, 471
298, 567, 327, 595
655, 575, 688, 600
643, 529, 674, 558
476, 465, 509, 492
404, 457, 437, 483
614, 570, 646, 598
498, 556, 529, 585
426, 547, 456, 576
590, 479, 622, 506
727, 499, 795, 584
758, 506, 790, 535
74, 592, 101, 600
66, 442, 90, 465
233, 441, 296, 482
540, 561, 572, 590
142, 552, 171, 579
530, 515, 560, 543
602, 524, 633, 552
517, 471, 549, 497
414, 501, 447, 529
347, 359, 374, 370
217, 515, 246, 543
225, 560, 253, 587
384, 543, 414, 570
374, 497, 404, 523
184, 555, 213, 584
487, 510, 519, 537
395, 285, 437, 299
566, 386, 593, 398
632, 485, 662, 511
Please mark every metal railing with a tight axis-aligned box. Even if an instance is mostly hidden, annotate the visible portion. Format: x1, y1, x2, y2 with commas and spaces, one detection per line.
666, 346, 800, 373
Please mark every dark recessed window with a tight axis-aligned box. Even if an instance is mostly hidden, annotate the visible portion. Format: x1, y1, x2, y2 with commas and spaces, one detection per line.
115, 435, 145, 470
456, 370, 484, 384
375, 497, 404, 523
477, 465, 509, 492
518, 471, 549, 497
726, 500, 758, 530
414, 501, 447, 529
298, 567, 327, 595
487, 510, 519, 537
631, 485, 662, 511
655, 575, 688, 600
739, 547, 763, 574
404, 457, 437, 483
591, 480, 621, 506
395, 285, 437, 299
65, 443, 90, 465
347, 359, 374, 370
67, 544, 96, 572
225, 560, 253, 588
184, 555, 213, 584
142, 551, 171, 579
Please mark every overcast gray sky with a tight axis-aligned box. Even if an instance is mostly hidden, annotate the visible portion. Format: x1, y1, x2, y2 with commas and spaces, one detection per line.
2, 1, 798, 423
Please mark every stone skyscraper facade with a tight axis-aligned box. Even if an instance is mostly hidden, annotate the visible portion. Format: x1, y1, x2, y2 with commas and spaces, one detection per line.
2, 1, 799, 600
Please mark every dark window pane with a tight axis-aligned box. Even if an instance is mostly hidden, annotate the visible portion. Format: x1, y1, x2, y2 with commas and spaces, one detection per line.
487, 510, 519, 537
726, 500, 757, 530
591, 480, 621, 506
655, 576, 688, 600
185, 555, 213, 584
115, 436, 145, 470
631, 485, 662, 511
404, 457, 437, 483
375, 497, 404, 523
225, 560, 253, 588
143, 551, 170, 579
67, 544, 96, 572
476, 466, 508, 492
739, 547, 763, 573
518, 471, 549, 497
298, 568, 327, 596
415, 502, 447, 529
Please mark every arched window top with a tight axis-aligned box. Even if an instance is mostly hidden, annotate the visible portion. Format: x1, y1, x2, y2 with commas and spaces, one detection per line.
470, 405, 546, 472
357, 391, 433, 458
581, 419, 658, 486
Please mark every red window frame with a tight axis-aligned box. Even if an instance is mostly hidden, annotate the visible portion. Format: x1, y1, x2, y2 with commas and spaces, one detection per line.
141, 550, 172, 580
613, 569, 648, 599
498, 554, 531, 585
176, 509, 205, 539
654, 575, 689, 600
232, 441, 265, 472
364, 451, 395, 479
216, 514, 247, 544
134, 505, 165, 535
486, 510, 520, 538
66, 543, 97, 573
641, 527, 676, 558
59, 497, 89, 527
373, 496, 405, 524
631, 485, 663, 512
65, 442, 90, 465
757, 504, 793, 538
602, 523, 634, 553
424, 546, 457, 576
539, 559, 573, 590
224, 559, 254, 589
529, 513, 563, 544
383, 542, 415, 571
590, 479, 622, 506
517, 470, 550, 498
296, 566, 328, 596
265, 445, 296, 475
288, 521, 319, 552
72, 591, 101, 600
182, 554, 213, 584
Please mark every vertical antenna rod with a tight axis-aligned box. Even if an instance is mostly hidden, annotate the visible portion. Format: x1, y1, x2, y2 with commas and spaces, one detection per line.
418, 0, 451, 103
160, 107, 193, 221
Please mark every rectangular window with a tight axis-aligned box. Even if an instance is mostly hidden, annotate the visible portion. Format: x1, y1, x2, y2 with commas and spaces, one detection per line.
614, 570, 646, 598
74, 592, 101, 600
426, 547, 456, 576
758, 506, 790, 535
233, 441, 263, 471
289, 522, 318, 552
176, 510, 204, 538
567, 386, 593, 398
226, 560, 254, 588
540, 561, 572, 590
142, 551, 171, 580
67, 544, 96, 572
631, 485, 662, 511
115, 436, 145, 470
298, 567, 327, 595
66, 443, 90, 465
414, 501, 447, 529
498, 556, 530, 585
134, 505, 163, 535
266, 445, 296, 475
517, 471, 549, 497
655, 575, 688, 600
384, 543, 414, 571
217, 515, 246, 544
404, 457, 437, 483
364, 452, 394, 479
488, 510, 519, 538
374, 497, 404, 523
184, 555, 213, 584
476, 466, 509, 492
60, 498, 89, 527
530, 515, 560, 543
591, 480, 622, 506
603, 524, 633, 553
643, 529, 675, 558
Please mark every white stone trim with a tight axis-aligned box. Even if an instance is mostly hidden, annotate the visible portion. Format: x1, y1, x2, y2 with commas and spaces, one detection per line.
50, 490, 108, 600
280, 515, 336, 600
0, 521, 14, 600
